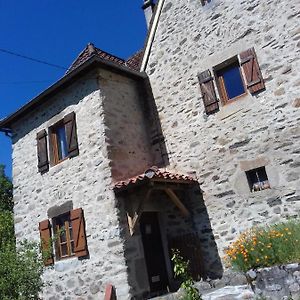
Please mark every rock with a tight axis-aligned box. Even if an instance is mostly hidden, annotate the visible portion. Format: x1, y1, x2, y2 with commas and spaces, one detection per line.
289, 282, 300, 293
247, 270, 257, 280
291, 98, 300, 108
274, 87, 285, 96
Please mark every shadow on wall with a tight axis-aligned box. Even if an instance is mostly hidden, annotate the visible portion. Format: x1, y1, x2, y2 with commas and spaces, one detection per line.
187, 184, 223, 280
116, 183, 223, 299
138, 77, 170, 168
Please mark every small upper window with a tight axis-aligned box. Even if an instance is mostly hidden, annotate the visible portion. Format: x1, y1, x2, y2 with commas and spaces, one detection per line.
215, 59, 246, 104
52, 212, 75, 260
200, 0, 211, 6
51, 122, 68, 164
246, 167, 270, 192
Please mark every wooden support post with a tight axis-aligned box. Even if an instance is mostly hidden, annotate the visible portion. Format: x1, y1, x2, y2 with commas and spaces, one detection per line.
127, 189, 152, 236
164, 188, 190, 217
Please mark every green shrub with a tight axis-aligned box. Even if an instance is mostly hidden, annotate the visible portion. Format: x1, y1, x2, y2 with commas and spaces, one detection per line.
171, 249, 202, 300
226, 219, 300, 272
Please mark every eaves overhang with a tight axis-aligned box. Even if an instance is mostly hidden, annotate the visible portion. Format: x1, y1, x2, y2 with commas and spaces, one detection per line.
0, 55, 148, 129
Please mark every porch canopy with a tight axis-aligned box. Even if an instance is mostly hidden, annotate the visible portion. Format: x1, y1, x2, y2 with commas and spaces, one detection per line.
114, 166, 198, 235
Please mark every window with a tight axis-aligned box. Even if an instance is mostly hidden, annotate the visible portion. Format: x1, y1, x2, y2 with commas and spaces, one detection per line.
215, 59, 246, 104
53, 212, 75, 259
36, 112, 79, 173
198, 48, 265, 115
39, 208, 88, 265
200, 0, 211, 5
246, 167, 270, 192
50, 122, 69, 164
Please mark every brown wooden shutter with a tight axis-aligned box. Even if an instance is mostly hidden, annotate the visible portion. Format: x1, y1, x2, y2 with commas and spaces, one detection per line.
104, 284, 117, 300
37, 130, 49, 174
198, 70, 219, 115
70, 208, 88, 257
240, 48, 265, 94
39, 220, 54, 266
64, 112, 79, 158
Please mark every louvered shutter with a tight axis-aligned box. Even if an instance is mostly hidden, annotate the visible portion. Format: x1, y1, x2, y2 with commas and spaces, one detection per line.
70, 208, 88, 257
198, 70, 219, 114
64, 112, 79, 158
39, 220, 54, 266
37, 130, 49, 174
240, 48, 265, 94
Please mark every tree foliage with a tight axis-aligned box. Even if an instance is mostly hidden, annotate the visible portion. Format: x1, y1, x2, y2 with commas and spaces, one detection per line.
0, 165, 13, 212
171, 249, 202, 300
0, 165, 45, 300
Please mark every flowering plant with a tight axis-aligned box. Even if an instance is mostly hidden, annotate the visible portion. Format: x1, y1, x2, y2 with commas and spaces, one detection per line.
225, 219, 300, 272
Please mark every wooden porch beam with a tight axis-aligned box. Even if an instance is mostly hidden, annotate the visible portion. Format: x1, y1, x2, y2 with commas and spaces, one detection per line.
164, 188, 190, 218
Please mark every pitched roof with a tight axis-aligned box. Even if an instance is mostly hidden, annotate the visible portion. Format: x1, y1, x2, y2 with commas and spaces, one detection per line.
125, 50, 144, 71
0, 55, 147, 129
114, 166, 197, 191
67, 43, 143, 74
66, 43, 127, 74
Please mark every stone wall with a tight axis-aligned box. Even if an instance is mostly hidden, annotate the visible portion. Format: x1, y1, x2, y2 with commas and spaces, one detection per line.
100, 69, 155, 181
248, 263, 300, 299
146, 0, 300, 261
11, 69, 148, 299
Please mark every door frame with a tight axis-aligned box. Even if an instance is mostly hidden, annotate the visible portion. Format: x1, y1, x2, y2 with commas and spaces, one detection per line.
140, 211, 172, 295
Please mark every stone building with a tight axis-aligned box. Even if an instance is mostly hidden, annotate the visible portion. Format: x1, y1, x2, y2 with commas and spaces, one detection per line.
0, 0, 299, 299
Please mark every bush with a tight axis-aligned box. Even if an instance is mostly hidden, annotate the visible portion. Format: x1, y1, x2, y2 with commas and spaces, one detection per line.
225, 219, 300, 272
0, 241, 44, 300
171, 249, 202, 300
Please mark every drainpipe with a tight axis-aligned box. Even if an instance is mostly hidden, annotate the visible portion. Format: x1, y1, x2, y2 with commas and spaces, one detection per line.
140, 0, 165, 72
142, 0, 156, 28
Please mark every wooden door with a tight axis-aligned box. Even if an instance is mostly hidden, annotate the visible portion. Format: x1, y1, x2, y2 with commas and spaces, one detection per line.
140, 212, 169, 295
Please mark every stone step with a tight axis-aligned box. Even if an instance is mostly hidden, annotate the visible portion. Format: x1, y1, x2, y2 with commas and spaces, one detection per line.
202, 285, 254, 300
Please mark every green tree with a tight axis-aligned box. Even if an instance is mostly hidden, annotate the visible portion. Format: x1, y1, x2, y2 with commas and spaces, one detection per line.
0, 165, 45, 300
0, 164, 13, 212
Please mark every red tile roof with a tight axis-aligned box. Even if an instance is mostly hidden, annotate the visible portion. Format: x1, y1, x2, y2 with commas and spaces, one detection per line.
114, 166, 197, 191
125, 50, 144, 71
66, 43, 143, 74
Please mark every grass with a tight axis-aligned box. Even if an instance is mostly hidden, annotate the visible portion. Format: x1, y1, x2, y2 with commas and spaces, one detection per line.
225, 219, 300, 272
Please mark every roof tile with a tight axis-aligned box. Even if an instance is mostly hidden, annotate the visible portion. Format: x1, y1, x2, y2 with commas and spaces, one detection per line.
114, 166, 197, 191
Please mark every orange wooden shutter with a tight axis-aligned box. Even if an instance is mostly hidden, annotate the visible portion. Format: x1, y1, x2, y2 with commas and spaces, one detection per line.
240, 48, 265, 94
198, 70, 219, 115
39, 220, 54, 266
70, 208, 88, 257
37, 130, 49, 174
64, 112, 79, 158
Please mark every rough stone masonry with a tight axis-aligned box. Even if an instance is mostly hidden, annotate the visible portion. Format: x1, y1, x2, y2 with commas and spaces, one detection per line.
1, 0, 299, 299
146, 0, 300, 263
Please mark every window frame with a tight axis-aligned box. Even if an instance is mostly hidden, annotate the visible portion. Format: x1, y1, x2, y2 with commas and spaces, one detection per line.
245, 167, 271, 193
52, 212, 75, 260
49, 120, 69, 166
214, 57, 247, 105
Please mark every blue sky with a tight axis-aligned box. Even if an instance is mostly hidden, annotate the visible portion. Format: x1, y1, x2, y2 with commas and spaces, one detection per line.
0, 0, 147, 177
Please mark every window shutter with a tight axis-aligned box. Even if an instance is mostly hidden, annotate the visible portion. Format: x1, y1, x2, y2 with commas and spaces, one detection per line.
39, 220, 54, 266
64, 112, 79, 158
240, 48, 265, 94
37, 130, 49, 174
70, 208, 88, 257
198, 70, 219, 115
